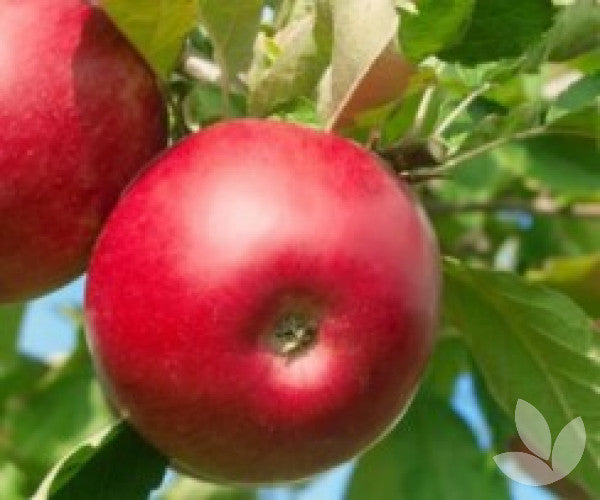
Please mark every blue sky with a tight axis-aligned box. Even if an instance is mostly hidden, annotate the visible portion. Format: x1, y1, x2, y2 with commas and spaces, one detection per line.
19, 277, 555, 500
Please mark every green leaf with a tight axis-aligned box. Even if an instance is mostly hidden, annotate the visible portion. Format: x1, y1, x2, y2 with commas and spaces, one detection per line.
0, 355, 47, 408
518, 216, 600, 270
0, 303, 24, 365
1, 338, 112, 484
270, 97, 320, 126
547, 73, 600, 123
347, 389, 509, 500
570, 49, 600, 75
440, 0, 554, 64
248, 0, 332, 116
547, 0, 600, 61
472, 368, 516, 452
272, 0, 316, 28
34, 422, 167, 500
443, 259, 600, 497
101, 0, 198, 79
400, 0, 475, 61
547, 106, 599, 139
371, 74, 440, 145
321, 0, 402, 128
0, 462, 27, 500
435, 147, 517, 203
553, 218, 600, 256
425, 335, 472, 398
198, 0, 263, 83
527, 254, 600, 317
183, 84, 246, 130
160, 476, 255, 500
520, 135, 600, 196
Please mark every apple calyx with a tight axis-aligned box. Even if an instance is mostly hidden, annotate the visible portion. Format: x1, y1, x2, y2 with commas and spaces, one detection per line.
270, 310, 319, 357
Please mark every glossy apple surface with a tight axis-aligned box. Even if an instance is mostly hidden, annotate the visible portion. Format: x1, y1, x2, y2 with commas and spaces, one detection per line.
85, 119, 440, 483
0, 0, 166, 302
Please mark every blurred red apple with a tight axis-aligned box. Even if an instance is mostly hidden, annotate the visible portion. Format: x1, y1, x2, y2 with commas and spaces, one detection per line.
0, 0, 166, 302
85, 119, 440, 483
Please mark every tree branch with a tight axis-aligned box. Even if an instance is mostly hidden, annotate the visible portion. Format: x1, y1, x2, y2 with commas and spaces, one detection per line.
403, 124, 598, 180
409, 85, 436, 139
426, 198, 600, 218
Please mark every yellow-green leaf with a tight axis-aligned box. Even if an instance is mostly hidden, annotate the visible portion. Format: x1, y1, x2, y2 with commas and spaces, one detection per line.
101, 0, 198, 79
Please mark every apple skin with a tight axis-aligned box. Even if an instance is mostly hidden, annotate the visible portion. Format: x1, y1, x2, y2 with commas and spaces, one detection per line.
0, 0, 166, 303
85, 119, 440, 484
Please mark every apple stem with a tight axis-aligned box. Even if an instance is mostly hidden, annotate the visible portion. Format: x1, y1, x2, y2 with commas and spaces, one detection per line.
271, 312, 318, 356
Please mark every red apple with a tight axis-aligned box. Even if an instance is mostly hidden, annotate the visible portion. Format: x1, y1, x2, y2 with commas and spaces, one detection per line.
85, 119, 440, 483
0, 0, 166, 302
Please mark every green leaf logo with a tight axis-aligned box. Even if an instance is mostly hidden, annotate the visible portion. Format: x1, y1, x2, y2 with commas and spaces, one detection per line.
493, 399, 586, 486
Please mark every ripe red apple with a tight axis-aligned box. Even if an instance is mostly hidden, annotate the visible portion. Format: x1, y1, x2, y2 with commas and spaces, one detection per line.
0, 0, 166, 302
85, 119, 440, 483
